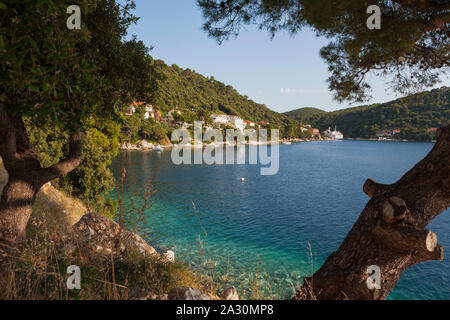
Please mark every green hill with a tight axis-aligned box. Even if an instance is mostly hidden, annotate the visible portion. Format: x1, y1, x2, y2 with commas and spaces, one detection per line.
283, 107, 326, 122
152, 58, 291, 126
284, 87, 450, 141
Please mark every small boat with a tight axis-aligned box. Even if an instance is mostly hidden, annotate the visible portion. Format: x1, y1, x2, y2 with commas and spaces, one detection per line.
282, 141, 292, 145
153, 144, 163, 152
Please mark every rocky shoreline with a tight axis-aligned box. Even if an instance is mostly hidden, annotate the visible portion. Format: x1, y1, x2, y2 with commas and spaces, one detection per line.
119, 138, 326, 151
62, 211, 240, 300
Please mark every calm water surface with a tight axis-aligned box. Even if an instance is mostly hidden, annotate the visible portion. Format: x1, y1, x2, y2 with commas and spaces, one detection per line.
109, 140, 450, 299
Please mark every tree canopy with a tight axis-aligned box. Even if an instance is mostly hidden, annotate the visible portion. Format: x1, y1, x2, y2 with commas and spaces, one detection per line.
0, 0, 156, 133
0, 0, 159, 243
198, 0, 449, 102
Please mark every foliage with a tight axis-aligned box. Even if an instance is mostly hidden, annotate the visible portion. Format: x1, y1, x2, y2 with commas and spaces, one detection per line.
284, 107, 327, 123
27, 116, 120, 217
198, 0, 449, 102
0, 0, 159, 217
120, 107, 169, 144
152, 60, 292, 127
285, 87, 450, 140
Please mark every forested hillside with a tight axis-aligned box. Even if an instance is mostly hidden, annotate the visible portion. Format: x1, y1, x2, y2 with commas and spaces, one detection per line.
284, 87, 450, 141
283, 107, 326, 122
152, 58, 291, 126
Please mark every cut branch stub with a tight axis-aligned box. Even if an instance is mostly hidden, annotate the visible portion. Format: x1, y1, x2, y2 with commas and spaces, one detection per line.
363, 178, 389, 198
425, 230, 438, 252
372, 225, 440, 257
382, 197, 409, 224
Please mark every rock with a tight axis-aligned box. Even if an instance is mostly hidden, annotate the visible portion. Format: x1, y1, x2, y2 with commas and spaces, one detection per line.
220, 287, 239, 300
162, 250, 175, 263
137, 140, 154, 150
168, 287, 211, 300
73, 212, 157, 257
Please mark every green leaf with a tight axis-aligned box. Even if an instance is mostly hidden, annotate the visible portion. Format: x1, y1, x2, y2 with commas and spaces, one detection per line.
30, 38, 40, 54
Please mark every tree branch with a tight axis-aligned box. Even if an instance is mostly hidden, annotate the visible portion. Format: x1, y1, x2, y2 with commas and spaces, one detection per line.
363, 178, 390, 199
294, 124, 450, 300
40, 129, 82, 183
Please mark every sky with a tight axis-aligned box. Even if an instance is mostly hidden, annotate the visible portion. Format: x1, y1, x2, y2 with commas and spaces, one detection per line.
123, 0, 449, 113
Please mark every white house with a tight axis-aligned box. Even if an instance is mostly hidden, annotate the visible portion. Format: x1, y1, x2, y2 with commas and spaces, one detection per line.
144, 104, 160, 120
228, 115, 246, 131
211, 114, 229, 125
244, 120, 255, 127
123, 106, 136, 116
124, 102, 161, 121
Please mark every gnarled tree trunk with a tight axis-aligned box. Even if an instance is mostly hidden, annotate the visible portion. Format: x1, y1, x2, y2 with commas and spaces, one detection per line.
0, 107, 82, 248
294, 124, 450, 300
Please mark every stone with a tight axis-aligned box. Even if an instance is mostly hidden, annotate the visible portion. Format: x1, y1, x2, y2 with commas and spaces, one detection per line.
168, 287, 211, 300
162, 250, 175, 262
137, 140, 154, 150
73, 212, 157, 257
220, 287, 239, 300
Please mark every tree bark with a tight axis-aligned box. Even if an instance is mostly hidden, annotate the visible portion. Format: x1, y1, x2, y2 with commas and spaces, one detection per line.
294, 124, 450, 300
0, 107, 82, 247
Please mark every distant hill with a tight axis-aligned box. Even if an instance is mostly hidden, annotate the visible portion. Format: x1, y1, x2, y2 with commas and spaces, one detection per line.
284, 87, 450, 141
283, 107, 326, 122
152, 58, 291, 126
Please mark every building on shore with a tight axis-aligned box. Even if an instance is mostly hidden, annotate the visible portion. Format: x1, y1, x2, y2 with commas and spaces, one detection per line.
124, 102, 161, 121
309, 128, 321, 138
376, 129, 401, 138
244, 120, 255, 127
228, 115, 246, 131
211, 114, 229, 126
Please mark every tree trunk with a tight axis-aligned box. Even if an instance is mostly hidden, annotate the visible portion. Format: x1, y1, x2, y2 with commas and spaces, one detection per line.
294, 124, 450, 300
0, 107, 82, 248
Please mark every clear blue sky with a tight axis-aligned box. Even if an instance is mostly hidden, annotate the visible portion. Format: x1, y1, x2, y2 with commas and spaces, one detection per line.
124, 0, 449, 113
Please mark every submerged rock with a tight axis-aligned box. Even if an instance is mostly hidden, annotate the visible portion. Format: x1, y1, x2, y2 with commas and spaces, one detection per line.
162, 250, 175, 262
168, 287, 211, 300
220, 287, 239, 300
73, 212, 157, 257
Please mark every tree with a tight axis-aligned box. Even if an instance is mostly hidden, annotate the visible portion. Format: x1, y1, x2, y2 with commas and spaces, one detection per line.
0, 0, 156, 246
198, 0, 450, 299
199, 0, 449, 102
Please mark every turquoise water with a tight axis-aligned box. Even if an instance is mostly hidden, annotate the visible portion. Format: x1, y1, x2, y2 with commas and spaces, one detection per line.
109, 140, 450, 299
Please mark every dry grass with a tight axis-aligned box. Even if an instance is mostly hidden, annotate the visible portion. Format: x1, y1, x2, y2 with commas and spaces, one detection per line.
0, 226, 203, 300
0, 158, 206, 300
